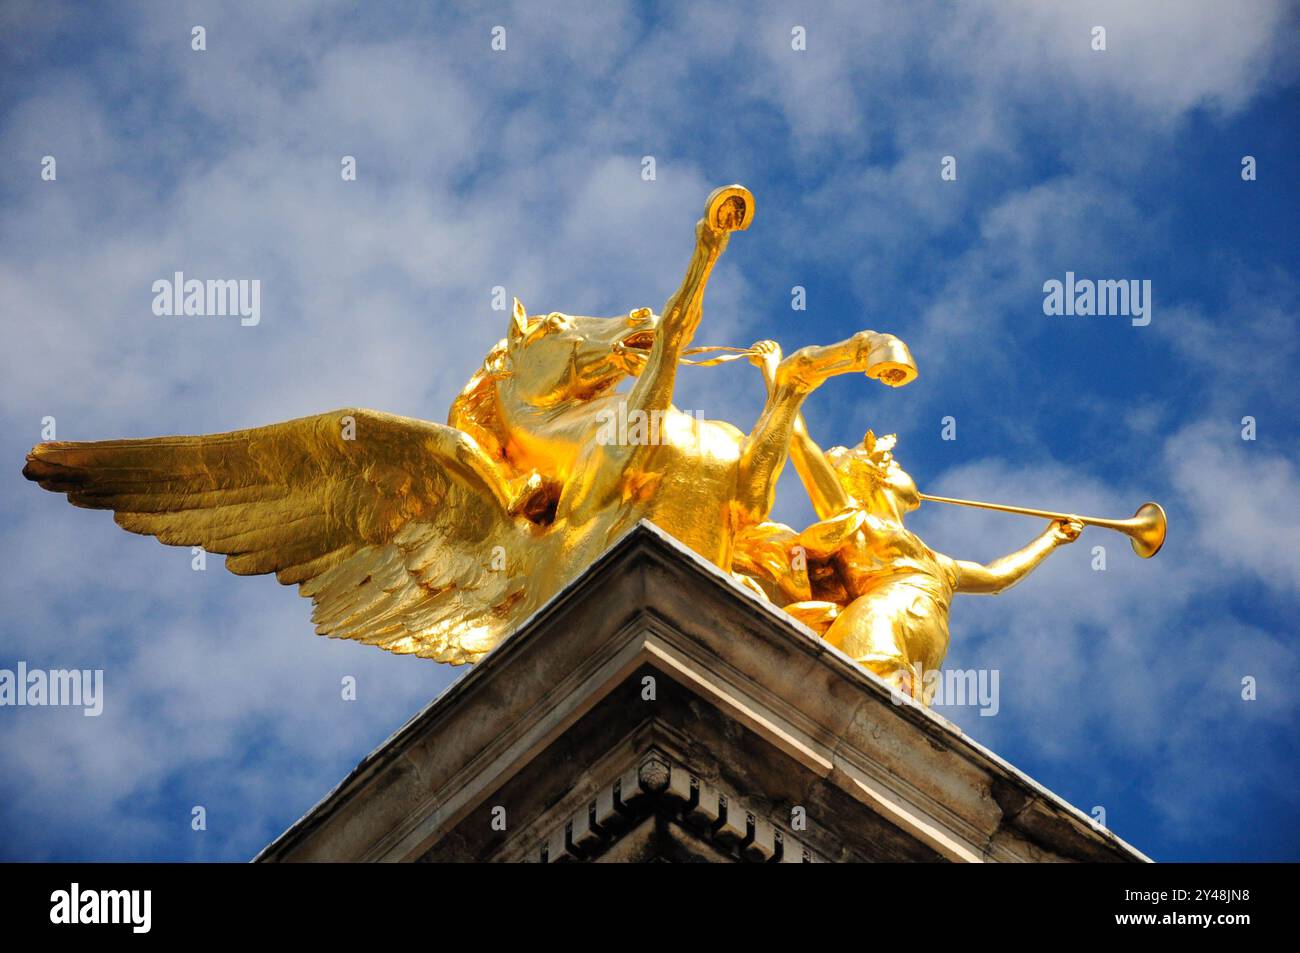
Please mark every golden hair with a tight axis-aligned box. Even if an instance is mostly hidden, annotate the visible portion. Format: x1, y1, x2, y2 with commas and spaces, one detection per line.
447, 339, 512, 467
825, 431, 899, 498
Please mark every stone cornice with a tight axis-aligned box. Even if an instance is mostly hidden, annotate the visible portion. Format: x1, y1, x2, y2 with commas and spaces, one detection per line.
256, 521, 1149, 863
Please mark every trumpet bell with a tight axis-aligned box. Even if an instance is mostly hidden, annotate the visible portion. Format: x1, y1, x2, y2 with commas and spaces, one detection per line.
1126, 502, 1167, 558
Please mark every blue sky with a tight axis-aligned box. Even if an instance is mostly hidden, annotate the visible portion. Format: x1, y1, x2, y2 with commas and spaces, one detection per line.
1, 0, 1297, 862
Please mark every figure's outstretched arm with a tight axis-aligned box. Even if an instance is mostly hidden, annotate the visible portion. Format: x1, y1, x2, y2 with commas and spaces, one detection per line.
749, 341, 850, 520
954, 518, 1082, 594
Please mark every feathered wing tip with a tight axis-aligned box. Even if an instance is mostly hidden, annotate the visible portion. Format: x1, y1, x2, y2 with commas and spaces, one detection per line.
23, 409, 539, 662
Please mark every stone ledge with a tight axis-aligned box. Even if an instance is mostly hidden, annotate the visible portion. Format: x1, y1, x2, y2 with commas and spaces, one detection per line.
256, 521, 1150, 864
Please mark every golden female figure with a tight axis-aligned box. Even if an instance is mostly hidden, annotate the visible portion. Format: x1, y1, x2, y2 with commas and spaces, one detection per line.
737, 341, 1083, 702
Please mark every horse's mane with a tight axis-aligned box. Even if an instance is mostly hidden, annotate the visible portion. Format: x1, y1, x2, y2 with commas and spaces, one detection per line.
448, 336, 564, 525
448, 338, 511, 467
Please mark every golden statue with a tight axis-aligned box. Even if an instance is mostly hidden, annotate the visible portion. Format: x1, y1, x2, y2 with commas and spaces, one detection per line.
23, 183, 1164, 697
734, 340, 1165, 701
23, 186, 918, 664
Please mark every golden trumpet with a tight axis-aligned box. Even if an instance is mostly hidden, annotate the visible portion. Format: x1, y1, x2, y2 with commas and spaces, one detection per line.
919, 494, 1167, 558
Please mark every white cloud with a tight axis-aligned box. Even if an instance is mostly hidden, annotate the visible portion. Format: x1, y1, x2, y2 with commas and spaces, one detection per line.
1165, 420, 1300, 594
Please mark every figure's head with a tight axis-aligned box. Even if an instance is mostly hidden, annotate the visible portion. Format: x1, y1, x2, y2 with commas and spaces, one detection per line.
501, 298, 659, 406
825, 431, 920, 513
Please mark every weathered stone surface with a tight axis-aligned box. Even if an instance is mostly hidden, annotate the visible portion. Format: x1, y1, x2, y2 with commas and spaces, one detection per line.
255, 522, 1149, 864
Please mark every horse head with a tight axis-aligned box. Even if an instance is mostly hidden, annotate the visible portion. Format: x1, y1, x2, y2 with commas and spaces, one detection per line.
448, 297, 661, 506
502, 297, 658, 406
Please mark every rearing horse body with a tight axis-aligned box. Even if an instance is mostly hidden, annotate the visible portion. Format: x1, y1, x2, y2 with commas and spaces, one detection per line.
449, 186, 918, 595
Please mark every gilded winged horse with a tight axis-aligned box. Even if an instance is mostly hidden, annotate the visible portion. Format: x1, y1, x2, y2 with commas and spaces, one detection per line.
24, 186, 917, 664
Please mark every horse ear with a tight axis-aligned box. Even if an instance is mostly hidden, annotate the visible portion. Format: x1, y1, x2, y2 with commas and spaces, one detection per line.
509, 298, 528, 346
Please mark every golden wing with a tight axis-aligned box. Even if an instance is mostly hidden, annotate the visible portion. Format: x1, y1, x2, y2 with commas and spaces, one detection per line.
23, 408, 537, 664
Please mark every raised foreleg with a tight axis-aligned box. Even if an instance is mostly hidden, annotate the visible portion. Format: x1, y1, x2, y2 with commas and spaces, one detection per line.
561, 187, 753, 523
734, 330, 917, 526
624, 185, 753, 419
